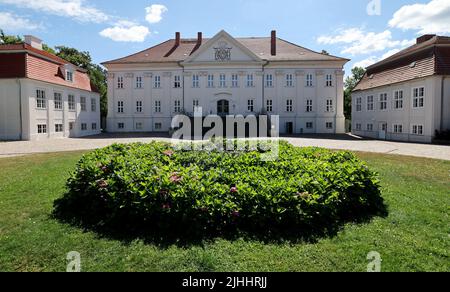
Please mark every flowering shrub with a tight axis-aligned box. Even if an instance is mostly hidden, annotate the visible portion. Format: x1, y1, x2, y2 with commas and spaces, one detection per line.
53, 141, 384, 238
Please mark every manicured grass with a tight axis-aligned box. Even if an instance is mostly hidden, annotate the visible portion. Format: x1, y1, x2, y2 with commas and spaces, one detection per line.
0, 150, 448, 272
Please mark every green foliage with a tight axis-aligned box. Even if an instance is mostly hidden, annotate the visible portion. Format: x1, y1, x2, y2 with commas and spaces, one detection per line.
344, 67, 366, 120
0, 29, 22, 44
53, 141, 385, 238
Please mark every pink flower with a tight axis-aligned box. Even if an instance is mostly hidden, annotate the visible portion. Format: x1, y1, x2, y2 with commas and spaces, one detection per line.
230, 186, 238, 193
101, 166, 108, 172
169, 173, 182, 184
163, 150, 174, 157
97, 179, 108, 189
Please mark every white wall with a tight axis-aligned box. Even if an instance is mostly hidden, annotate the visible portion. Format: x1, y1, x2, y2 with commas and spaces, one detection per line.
351, 76, 443, 143
0, 79, 22, 140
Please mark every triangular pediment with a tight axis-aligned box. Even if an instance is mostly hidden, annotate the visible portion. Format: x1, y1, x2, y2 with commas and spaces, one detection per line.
183, 30, 262, 64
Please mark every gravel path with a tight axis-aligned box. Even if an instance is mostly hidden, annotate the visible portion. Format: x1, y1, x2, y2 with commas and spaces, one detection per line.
0, 133, 449, 161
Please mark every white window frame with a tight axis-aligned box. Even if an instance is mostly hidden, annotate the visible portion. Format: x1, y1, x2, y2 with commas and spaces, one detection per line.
266, 99, 273, 112
326, 99, 334, 112
367, 123, 374, 132
155, 123, 162, 130
117, 76, 124, 89
356, 97, 362, 112
246, 74, 254, 87
154, 100, 161, 113
154, 76, 161, 88
66, 70, 74, 82
117, 100, 124, 113
379, 93, 388, 111
81, 123, 87, 131
174, 75, 181, 88
92, 123, 97, 130
68, 94, 75, 111
135, 122, 143, 130
219, 74, 227, 88
286, 74, 294, 87
286, 99, 293, 112
36, 89, 46, 109
54, 92, 63, 110
265, 74, 273, 88
231, 74, 239, 88
306, 99, 313, 113
306, 74, 313, 87
306, 122, 313, 129
136, 76, 143, 89
412, 87, 425, 108
325, 74, 333, 87
192, 75, 200, 88
80, 96, 87, 111
55, 123, 64, 133
91, 98, 96, 112
367, 95, 374, 111
207, 75, 214, 88
394, 90, 404, 109
326, 122, 333, 129
247, 99, 254, 112
356, 123, 362, 131
393, 124, 403, 134
118, 123, 125, 130
174, 100, 181, 113
412, 124, 424, 136
37, 124, 47, 134
136, 100, 143, 113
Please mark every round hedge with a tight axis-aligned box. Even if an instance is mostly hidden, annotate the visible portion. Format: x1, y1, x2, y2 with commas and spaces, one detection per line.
53, 141, 384, 238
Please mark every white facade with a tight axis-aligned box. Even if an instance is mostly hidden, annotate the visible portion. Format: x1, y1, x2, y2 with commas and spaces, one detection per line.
352, 76, 450, 143
104, 31, 347, 135
0, 78, 101, 141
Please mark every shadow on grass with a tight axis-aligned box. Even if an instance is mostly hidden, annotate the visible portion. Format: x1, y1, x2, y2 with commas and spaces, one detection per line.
52, 198, 388, 249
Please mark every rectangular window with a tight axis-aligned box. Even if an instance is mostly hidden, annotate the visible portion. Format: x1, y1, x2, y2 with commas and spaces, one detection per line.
69, 122, 74, 131
81, 123, 87, 131
286, 74, 294, 87
367, 95, 374, 111
66, 71, 73, 82
356, 123, 362, 131
80, 96, 87, 111
91, 98, 96, 112
68, 95, 75, 111
117, 101, 124, 113
117, 76, 124, 89
154, 76, 161, 88
266, 99, 273, 112
306, 74, 313, 87
412, 125, 424, 135
326, 122, 333, 129
379, 93, 388, 110
55, 124, 63, 133
356, 97, 362, 112
286, 99, 293, 112
219, 74, 226, 88
54, 92, 62, 110
135, 122, 143, 130
174, 100, 181, 113
306, 99, 313, 112
306, 122, 313, 129
394, 90, 403, 109
192, 75, 200, 88
136, 76, 143, 89
413, 87, 425, 108
247, 74, 254, 87
231, 74, 239, 87
174, 75, 181, 88
92, 123, 97, 130
265, 74, 273, 87
393, 124, 403, 133
247, 100, 254, 112
207, 75, 214, 88
326, 74, 333, 87
118, 123, 125, 130
155, 100, 161, 113
155, 123, 162, 130
193, 100, 199, 112
36, 89, 46, 109
367, 124, 373, 131
326, 99, 334, 112
37, 124, 47, 134
136, 100, 143, 113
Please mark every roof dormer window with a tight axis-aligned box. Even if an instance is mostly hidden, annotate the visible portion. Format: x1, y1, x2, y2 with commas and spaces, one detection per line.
66, 70, 74, 82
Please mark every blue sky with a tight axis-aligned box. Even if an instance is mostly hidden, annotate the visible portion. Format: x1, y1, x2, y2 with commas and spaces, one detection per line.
1, 0, 449, 75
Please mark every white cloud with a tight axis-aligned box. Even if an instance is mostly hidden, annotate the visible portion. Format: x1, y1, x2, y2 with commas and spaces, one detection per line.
318, 28, 414, 56
100, 21, 150, 42
145, 4, 168, 24
353, 49, 403, 69
0, 12, 41, 31
0, 0, 108, 23
389, 0, 450, 34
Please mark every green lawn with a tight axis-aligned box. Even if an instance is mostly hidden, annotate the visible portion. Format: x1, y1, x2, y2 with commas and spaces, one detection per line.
0, 150, 448, 272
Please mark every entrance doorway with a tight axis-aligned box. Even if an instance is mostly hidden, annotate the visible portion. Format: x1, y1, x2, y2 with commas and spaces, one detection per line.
217, 100, 230, 116
286, 122, 294, 135
379, 122, 387, 140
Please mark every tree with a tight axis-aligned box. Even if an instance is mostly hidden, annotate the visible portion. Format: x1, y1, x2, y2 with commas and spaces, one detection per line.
344, 66, 366, 120
0, 29, 22, 44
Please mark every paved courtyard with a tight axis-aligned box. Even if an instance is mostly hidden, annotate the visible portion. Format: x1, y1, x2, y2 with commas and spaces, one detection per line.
0, 133, 449, 161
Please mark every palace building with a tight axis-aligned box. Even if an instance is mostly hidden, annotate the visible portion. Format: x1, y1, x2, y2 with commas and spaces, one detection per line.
102, 30, 349, 134
0, 35, 101, 141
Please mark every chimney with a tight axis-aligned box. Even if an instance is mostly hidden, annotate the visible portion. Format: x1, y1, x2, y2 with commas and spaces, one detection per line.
417, 34, 436, 44
271, 30, 276, 56
24, 35, 43, 50
175, 32, 181, 47
197, 32, 203, 46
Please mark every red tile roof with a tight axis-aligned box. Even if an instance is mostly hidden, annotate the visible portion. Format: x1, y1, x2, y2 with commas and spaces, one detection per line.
0, 43, 98, 93
354, 35, 450, 92
102, 37, 348, 65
